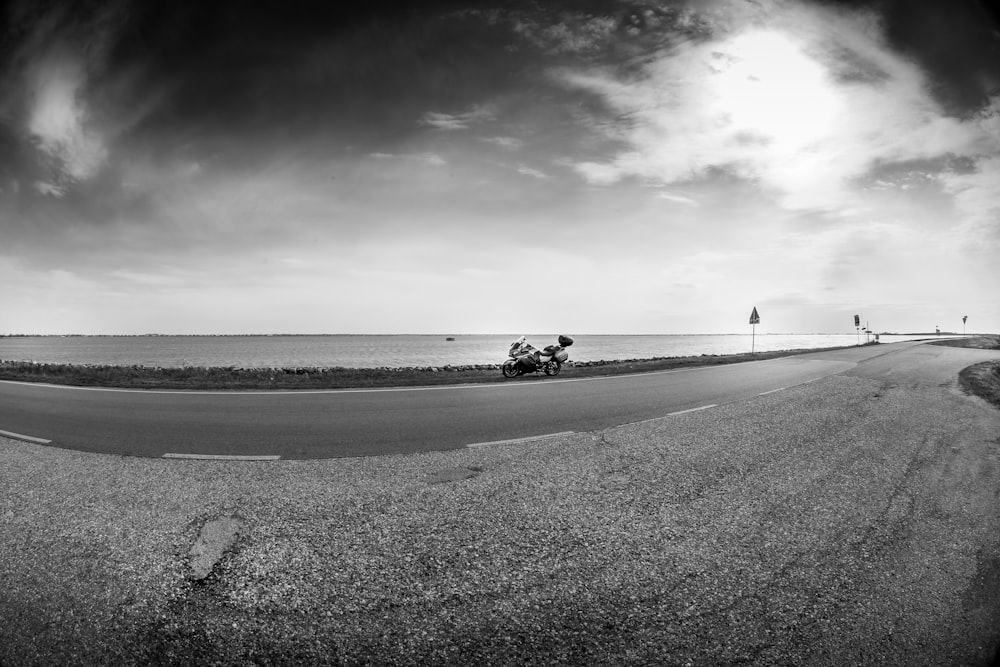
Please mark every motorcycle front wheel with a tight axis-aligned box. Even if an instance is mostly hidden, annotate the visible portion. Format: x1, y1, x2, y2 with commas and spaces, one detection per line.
502, 360, 520, 378
544, 361, 561, 376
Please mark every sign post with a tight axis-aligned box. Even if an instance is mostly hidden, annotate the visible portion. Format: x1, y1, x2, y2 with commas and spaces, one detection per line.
749, 306, 760, 354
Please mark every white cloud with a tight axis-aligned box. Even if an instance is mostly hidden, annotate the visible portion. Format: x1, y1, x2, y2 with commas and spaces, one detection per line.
32, 180, 65, 197
26, 53, 107, 184
517, 165, 547, 179
656, 192, 699, 206
461, 7, 620, 55
419, 105, 495, 130
365, 151, 446, 167
512, 15, 618, 55
484, 136, 524, 149
572, 160, 622, 185
937, 97, 1000, 234
555, 3, 993, 214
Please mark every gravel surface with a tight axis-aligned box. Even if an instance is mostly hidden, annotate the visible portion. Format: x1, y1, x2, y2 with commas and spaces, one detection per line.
2, 349, 1000, 665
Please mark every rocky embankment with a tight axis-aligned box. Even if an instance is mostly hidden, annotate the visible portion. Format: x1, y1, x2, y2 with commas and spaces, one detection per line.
0, 345, 869, 390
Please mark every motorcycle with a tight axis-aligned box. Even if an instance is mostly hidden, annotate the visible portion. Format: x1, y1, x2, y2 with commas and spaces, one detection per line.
502, 335, 574, 378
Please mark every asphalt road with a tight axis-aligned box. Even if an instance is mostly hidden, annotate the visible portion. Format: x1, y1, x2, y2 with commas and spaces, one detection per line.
2, 342, 915, 459
2, 340, 1000, 665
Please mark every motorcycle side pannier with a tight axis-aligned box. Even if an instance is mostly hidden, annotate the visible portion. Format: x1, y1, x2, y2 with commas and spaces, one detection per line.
554, 349, 569, 362
558, 335, 574, 347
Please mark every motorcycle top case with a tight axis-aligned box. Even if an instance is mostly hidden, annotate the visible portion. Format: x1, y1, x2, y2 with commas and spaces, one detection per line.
558, 335, 574, 347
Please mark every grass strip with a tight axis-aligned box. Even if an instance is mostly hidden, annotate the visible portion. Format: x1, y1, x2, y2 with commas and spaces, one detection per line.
935, 335, 1000, 409
928, 335, 1000, 350
0, 345, 875, 390
959, 361, 1000, 410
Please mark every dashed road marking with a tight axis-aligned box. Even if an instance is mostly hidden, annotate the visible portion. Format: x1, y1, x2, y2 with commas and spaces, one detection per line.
162, 453, 281, 461
0, 429, 52, 444
667, 404, 718, 416
758, 387, 786, 396
467, 431, 574, 448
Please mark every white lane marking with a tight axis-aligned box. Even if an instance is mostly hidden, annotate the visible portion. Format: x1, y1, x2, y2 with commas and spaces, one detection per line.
667, 404, 717, 416
162, 453, 281, 461
760, 375, 830, 394
0, 429, 52, 444
467, 431, 574, 448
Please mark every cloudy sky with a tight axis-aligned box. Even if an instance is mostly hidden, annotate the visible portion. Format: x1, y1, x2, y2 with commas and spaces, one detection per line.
1, 0, 998, 335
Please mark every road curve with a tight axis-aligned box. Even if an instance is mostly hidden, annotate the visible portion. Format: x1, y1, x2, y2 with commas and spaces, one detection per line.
0, 342, 920, 459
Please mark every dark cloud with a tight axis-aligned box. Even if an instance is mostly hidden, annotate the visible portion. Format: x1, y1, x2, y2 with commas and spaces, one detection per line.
875, 0, 1000, 115
3, 0, 549, 177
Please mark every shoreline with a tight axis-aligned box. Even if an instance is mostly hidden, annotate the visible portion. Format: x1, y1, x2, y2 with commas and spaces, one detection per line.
0, 343, 876, 390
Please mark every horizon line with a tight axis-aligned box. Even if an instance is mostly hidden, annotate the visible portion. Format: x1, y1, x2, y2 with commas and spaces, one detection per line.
0, 331, 972, 338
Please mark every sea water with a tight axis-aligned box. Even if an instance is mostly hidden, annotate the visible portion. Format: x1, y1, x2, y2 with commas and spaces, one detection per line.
0, 333, 943, 369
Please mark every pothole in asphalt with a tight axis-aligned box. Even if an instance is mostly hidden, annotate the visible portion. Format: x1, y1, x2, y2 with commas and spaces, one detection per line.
426, 466, 483, 484
188, 516, 244, 580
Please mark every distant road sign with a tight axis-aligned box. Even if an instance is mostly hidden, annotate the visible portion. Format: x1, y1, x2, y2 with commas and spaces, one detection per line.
749, 307, 760, 325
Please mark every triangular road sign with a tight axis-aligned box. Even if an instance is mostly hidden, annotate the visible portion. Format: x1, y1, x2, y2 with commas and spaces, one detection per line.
749, 307, 760, 325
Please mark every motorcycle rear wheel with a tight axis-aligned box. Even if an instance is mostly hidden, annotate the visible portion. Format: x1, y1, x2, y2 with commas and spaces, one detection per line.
544, 361, 561, 376
502, 360, 520, 378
